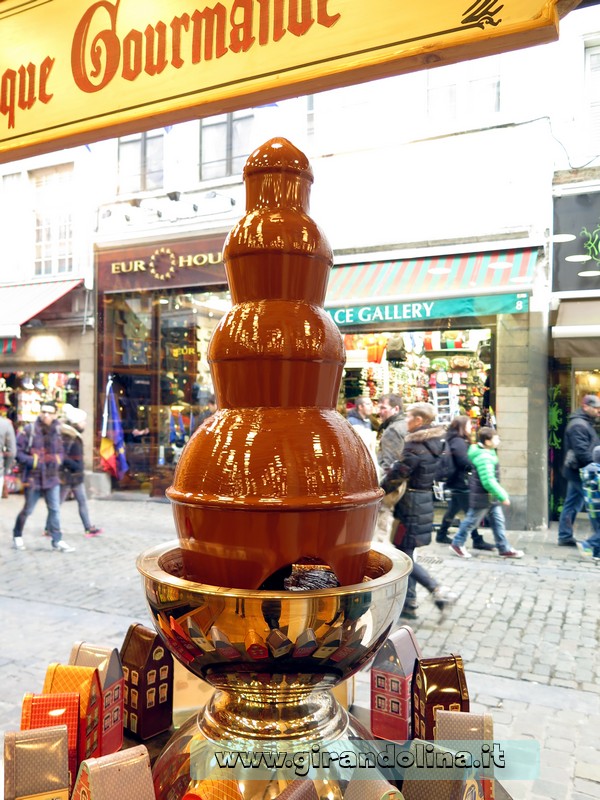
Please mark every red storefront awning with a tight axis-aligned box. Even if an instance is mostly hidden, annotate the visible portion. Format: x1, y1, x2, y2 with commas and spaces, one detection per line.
0, 278, 83, 339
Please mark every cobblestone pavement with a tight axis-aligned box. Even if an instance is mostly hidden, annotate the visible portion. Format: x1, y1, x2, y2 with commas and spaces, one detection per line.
0, 492, 599, 799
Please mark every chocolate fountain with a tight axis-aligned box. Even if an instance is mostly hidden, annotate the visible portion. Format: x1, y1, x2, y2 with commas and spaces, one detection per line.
137, 138, 411, 799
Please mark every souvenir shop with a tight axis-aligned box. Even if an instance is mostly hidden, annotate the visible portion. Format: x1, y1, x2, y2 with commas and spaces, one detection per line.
549, 190, 600, 519
339, 327, 494, 427
95, 234, 228, 494
326, 245, 548, 530
0, 280, 89, 450
326, 245, 541, 427
0, 371, 80, 428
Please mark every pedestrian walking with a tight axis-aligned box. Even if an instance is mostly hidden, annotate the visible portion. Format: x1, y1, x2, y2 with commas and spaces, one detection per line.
1, 412, 16, 498
382, 402, 457, 619
47, 404, 102, 538
377, 394, 407, 471
347, 396, 374, 430
558, 394, 600, 548
435, 415, 494, 550
577, 444, 600, 562
374, 394, 407, 542
449, 427, 523, 559
12, 401, 75, 552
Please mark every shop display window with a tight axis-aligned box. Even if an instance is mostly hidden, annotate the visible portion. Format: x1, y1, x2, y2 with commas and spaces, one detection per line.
341, 327, 493, 426
98, 288, 231, 492
0, 370, 79, 429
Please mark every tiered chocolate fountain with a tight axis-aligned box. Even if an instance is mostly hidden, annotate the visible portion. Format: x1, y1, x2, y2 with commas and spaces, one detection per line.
137, 138, 411, 799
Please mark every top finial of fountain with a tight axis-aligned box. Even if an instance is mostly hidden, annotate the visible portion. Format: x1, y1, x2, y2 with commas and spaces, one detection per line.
243, 137, 314, 182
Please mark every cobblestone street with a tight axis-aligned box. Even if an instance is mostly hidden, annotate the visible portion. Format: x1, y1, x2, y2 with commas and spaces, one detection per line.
0, 492, 599, 799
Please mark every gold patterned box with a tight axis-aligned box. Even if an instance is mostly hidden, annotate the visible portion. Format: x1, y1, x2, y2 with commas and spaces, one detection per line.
434, 709, 495, 800
71, 744, 154, 799
4, 725, 70, 800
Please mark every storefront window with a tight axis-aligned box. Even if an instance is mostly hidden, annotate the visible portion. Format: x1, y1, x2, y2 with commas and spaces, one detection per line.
99, 289, 231, 492
341, 327, 494, 427
0, 370, 79, 428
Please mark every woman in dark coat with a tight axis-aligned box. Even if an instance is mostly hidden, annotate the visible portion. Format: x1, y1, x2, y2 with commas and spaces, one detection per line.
435, 415, 494, 550
382, 402, 457, 620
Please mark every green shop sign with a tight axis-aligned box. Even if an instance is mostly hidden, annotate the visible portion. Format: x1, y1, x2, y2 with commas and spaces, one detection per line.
326, 293, 529, 327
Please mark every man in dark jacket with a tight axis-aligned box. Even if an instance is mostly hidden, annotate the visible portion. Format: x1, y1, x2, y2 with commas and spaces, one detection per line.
12, 401, 75, 552
377, 394, 407, 471
382, 402, 457, 620
558, 394, 600, 547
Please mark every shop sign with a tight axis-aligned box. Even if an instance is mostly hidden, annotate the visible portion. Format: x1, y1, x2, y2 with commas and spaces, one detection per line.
0, 0, 568, 162
96, 235, 227, 292
553, 193, 600, 293
327, 293, 529, 326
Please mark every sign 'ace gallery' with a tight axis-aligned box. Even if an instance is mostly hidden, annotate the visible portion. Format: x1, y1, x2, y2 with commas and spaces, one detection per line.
0, 0, 581, 161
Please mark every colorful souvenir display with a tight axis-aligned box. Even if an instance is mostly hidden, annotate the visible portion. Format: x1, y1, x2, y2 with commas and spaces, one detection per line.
120, 622, 174, 740
4, 725, 70, 800
371, 626, 422, 742
69, 642, 125, 755
43, 663, 103, 770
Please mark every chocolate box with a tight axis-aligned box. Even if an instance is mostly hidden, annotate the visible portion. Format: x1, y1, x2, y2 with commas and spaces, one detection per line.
21, 691, 80, 786
434, 710, 495, 800
4, 725, 70, 800
69, 641, 125, 755
43, 663, 103, 769
120, 622, 174, 740
71, 743, 154, 800
371, 625, 422, 742
401, 739, 475, 800
412, 655, 469, 741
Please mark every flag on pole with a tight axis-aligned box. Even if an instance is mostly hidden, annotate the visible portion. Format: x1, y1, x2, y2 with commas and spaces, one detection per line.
100, 377, 129, 479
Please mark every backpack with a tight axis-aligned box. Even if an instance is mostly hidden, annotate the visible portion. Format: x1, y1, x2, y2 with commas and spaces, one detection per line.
434, 439, 456, 483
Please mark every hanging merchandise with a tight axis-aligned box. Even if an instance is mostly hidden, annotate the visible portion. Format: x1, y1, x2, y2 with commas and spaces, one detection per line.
339, 327, 493, 424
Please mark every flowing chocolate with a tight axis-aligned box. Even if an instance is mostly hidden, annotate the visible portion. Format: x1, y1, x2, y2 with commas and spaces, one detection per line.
167, 138, 383, 589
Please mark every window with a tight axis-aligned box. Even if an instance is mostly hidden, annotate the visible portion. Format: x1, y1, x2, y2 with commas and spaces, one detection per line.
30, 166, 74, 277
426, 59, 500, 124
586, 45, 600, 146
199, 110, 254, 180
118, 129, 164, 193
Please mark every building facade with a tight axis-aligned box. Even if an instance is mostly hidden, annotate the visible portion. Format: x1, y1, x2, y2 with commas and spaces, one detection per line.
2, 6, 600, 525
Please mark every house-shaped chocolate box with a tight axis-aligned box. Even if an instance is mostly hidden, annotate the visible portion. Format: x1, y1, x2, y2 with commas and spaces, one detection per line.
43, 663, 103, 769
71, 744, 154, 800
411, 655, 469, 741
120, 622, 173, 740
69, 641, 125, 755
371, 626, 422, 742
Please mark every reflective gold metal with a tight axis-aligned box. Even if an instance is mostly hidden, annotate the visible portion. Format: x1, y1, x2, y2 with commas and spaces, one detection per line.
137, 544, 410, 798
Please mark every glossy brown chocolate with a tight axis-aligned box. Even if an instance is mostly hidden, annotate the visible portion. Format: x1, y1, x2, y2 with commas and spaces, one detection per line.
167, 137, 383, 589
